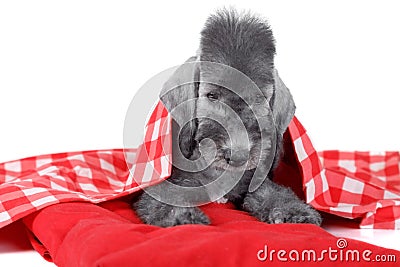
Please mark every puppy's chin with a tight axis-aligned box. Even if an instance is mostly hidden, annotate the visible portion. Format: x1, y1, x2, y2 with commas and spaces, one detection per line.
211, 159, 256, 172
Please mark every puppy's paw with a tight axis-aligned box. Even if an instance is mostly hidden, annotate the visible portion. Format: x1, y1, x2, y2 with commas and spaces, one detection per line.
153, 206, 210, 227
170, 206, 210, 226
268, 202, 322, 226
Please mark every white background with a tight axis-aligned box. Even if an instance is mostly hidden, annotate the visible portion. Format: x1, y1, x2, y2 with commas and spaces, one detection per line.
0, 0, 399, 163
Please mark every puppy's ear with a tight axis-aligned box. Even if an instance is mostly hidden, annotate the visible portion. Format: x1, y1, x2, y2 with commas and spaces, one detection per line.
160, 57, 199, 159
272, 70, 296, 135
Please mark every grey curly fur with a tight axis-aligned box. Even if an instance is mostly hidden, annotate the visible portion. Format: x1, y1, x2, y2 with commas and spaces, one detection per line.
133, 8, 322, 227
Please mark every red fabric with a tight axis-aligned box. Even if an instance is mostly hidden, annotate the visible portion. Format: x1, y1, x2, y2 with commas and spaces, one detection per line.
0, 98, 399, 266
23, 200, 400, 267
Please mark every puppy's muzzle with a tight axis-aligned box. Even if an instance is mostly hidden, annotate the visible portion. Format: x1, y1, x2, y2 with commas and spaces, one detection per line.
222, 148, 248, 167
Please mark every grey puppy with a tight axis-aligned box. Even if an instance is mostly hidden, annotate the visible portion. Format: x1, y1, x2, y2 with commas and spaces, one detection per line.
133, 9, 322, 227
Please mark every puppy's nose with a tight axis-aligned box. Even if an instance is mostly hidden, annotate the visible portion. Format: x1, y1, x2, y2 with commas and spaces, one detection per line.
223, 149, 248, 167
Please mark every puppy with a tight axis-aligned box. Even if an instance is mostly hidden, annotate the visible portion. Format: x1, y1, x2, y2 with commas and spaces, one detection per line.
133, 9, 322, 227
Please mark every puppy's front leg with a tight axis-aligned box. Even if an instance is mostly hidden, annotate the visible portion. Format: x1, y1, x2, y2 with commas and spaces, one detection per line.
133, 172, 210, 227
243, 178, 322, 225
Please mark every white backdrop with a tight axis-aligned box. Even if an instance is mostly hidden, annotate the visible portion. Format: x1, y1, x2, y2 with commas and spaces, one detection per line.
0, 0, 399, 163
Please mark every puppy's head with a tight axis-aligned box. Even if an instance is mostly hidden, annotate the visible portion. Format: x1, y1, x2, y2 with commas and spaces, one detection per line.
161, 9, 295, 176
200, 9, 276, 89
196, 9, 295, 172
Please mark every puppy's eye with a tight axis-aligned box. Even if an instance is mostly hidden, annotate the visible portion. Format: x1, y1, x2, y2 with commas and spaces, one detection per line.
206, 92, 219, 101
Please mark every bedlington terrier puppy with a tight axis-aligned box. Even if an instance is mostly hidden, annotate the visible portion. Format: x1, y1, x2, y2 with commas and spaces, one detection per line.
133, 9, 322, 227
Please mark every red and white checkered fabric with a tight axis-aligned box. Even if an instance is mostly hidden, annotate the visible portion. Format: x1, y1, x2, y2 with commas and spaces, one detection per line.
289, 117, 400, 229
0, 100, 171, 229
0, 100, 399, 229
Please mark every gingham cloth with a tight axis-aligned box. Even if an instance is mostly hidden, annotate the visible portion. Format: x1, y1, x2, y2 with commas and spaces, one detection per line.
0, 101, 171, 229
289, 117, 400, 229
0, 100, 399, 229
